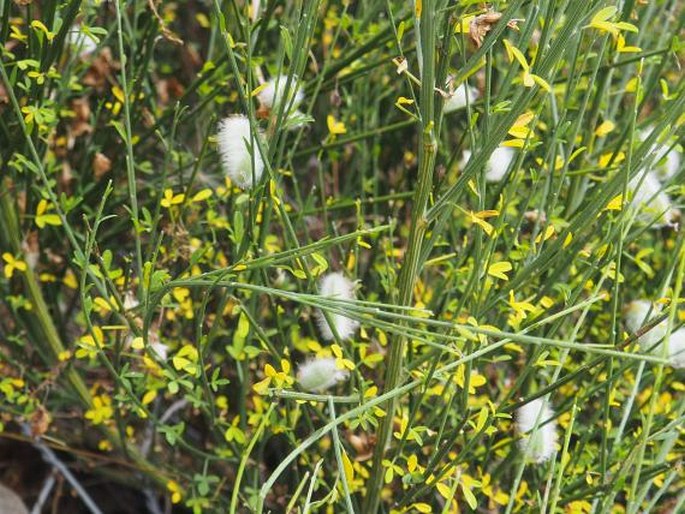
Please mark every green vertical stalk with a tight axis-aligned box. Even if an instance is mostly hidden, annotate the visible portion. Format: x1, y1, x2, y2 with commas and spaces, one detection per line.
363, 2, 437, 512
114, 0, 144, 288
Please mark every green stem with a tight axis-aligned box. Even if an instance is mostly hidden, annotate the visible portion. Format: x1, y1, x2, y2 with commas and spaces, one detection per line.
114, 0, 144, 289
363, 1, 437, 511
328, 397, 356, 513
229, 404, 275, 514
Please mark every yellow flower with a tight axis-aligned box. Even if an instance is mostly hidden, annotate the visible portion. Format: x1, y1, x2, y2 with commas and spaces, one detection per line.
604, 194, 624, 211
454, 365, 487, 394
566, 500, 592, 514
502, 39, 551, 92
191, 188, 212, 202
62, 269, 78, 289
595, 120, 615, 137
160, 188, 185, 208
253, 359, 294, 394
30, 20, 55, 41
326, 114, 347, 135
331, 343, 355, 370
76, 326, 105, 359
141, 389, 157, 405
84, 394, 114, 425
35, 199, 61, 228
459, 208, 499, 236
586, 6, 638, 38
508, 291, 537, 319
166, 480, 182, 504
224, 415, 246, 444
481, 472, 509, 506
2, 253, 27, 279
172, 345, 199, 375
488, 261, 513, 281
616, 34, 641, 53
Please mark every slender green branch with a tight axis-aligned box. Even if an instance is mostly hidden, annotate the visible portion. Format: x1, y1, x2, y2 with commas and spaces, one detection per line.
363, 2, 439, 511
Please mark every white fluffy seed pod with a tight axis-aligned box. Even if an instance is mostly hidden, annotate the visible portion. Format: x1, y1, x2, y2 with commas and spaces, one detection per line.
257, 74, 304, 112
639, 126, 682, 181
67, 25, 97, 57
150, 342, 169, 360
216, 115, 265, 189
462, 146, 516, 183
665, 328, 685, 369
628, 170, 679, 228
516, 398, 558, 463
148, 331, 169, 360
443, 83, 479, 113
625, 301, 685, 367
623, 300, 667, 349
653, 144, 681, 181
124, 331, 169, 361
297, 357, 350, 392
315, 272, 359, 341
123, 292, 139, 311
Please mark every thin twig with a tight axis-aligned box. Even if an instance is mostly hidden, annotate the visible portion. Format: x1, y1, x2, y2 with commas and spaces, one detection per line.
30, 470, 56, 514
22, 426, 104, 514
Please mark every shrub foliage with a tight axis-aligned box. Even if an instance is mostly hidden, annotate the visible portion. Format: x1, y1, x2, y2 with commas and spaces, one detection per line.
0, 0, 684, 513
